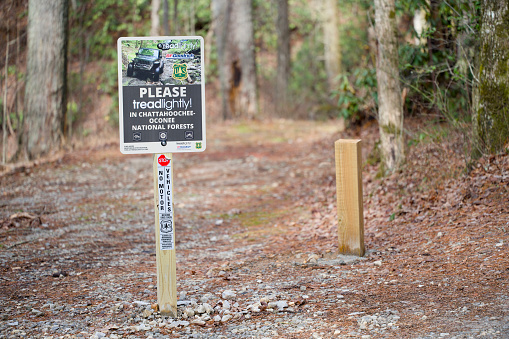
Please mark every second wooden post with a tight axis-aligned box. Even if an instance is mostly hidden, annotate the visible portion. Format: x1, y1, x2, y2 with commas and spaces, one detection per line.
335, 139, 365, 257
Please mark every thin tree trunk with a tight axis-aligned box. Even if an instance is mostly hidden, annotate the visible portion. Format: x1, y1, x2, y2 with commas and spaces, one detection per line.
151, 0, 161, 36
474, 0, 509, 154
15, 21, 20, 121
173, 0, 179, 35
190, 0, 195, 35
2, 32, 8, 164
276, 0, 290, 111
211, 0, 230, 119
15, 19, 22, 153
429, 0, 446, 115
204, 21, 214, 76
132, 1, 137, 36
316, 0, 341, 89
412, 6, 428, 46
374, 0, 404, 171
163, 0, 170, 35
21, 0, 68, 160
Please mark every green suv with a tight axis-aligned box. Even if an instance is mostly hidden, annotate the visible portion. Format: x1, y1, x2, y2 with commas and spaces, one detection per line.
127, 48, 165, 81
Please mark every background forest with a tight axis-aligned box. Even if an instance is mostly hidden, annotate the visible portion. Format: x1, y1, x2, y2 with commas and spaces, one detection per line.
1, 2, 509, 337
0, 0, 504, 166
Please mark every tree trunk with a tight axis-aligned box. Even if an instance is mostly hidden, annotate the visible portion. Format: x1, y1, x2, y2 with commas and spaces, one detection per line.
2, 32, 8, 164
374, 0, 404, 171
234, 0, 257, 119
456, 1, 477, 120
428, 0, 442, 114
316, 0, 341, 89
151, 0, 161, 36
190, 0, 195, 35
412, 6, 428, 46
163, 0, 170, 35
211, 0, 230, 119
474, 1, 509, 154
212, 0, 258, 119
204, 20, 214, 74
276, 0, 290, 111
22, 0, 68, 160
173, 0, 179, 35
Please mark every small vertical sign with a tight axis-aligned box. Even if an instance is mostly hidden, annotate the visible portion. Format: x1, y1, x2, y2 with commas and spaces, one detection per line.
157, 154, 174, 250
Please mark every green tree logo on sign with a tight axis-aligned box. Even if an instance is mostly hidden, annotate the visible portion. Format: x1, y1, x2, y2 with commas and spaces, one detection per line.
172, 64, 188, 80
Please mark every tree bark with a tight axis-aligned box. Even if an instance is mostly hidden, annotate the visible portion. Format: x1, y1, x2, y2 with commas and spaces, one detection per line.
163, 0, 170, 35
173, 0, 179, 35
316, 0, 341, 89
22, 0, 68, 160
412, 6, 428, 46
276, 0, 290, 110
474, 1, 509, 154
2, 32, 8, 164
212, 0, 258, 119
374, 0, 404, 171
233, 0, 257, 119
211, 0, 230, 119
151, 0, 161, 36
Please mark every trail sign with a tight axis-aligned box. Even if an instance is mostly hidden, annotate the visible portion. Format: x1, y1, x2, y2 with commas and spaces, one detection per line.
117, 36, 207, 317
117, 36, 206, 154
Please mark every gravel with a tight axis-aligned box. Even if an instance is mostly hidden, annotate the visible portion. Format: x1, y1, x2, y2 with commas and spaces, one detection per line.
1, 123, 509, 338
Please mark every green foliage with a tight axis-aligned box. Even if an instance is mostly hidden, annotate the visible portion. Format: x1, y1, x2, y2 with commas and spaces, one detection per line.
366, 140, 381, 166
7, 65, 17, 78
0, 107, 23, 132
286, 0, 375, 119
338, 1, 371, 71
289, 37, 328, 102
289, 0, 316, 35
67, 100, 79, 124
397, 0, 480, 121
69, 0, 151, 61
286, 0, 328, 104
407, 132, 427, 147
335, 67, 378, 122
253, 0, 278, 50
172, 0, 211, 36
192, 0, 213, 35
65, 0, 213, 136
97, 61, 120, 126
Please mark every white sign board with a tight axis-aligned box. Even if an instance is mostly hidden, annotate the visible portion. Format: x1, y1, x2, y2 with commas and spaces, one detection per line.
117, 36, 206, 154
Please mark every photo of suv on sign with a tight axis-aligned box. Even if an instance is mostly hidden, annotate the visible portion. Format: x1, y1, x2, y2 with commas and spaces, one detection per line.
127, 48, 165, 81
119, 37, 202, 86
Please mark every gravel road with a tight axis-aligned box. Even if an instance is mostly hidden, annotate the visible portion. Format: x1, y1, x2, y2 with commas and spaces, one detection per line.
1, 120, 508, 338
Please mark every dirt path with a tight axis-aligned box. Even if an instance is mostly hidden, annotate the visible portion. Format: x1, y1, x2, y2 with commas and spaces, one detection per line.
1, 119, 508, 338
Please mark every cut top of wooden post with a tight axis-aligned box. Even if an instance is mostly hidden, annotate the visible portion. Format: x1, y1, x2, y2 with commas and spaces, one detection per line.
335, 139, 365, 257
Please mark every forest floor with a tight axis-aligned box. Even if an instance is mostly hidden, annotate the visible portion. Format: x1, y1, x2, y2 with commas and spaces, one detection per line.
0, 118, 508, 339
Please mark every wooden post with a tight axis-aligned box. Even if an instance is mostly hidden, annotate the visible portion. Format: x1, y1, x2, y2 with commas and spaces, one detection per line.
335, 140, 365, 256
153, 153, 177, 316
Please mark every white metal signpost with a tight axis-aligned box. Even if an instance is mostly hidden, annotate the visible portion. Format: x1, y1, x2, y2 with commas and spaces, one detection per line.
117, 36, 206, 316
